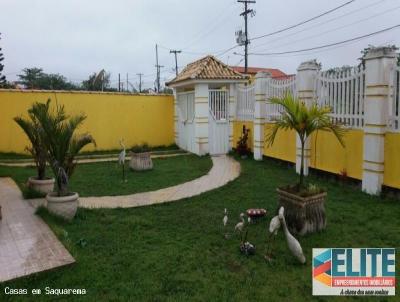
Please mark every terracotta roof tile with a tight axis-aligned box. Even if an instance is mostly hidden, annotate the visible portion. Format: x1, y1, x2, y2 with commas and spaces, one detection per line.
167, 56, 246, 85
231, 66, 289, 78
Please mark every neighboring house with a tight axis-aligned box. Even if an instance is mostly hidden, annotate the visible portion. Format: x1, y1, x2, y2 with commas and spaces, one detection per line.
230, 66, 294, 81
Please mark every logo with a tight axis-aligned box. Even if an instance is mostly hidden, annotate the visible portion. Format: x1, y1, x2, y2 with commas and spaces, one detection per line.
313, 248, 395, 296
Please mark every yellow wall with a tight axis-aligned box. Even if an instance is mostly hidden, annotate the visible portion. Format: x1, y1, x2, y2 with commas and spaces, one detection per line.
0, 90, 174, 153
264, 123, 296, 163
233, 121, 253, 150
309, 129, 363, 180
384, 132, 400, 189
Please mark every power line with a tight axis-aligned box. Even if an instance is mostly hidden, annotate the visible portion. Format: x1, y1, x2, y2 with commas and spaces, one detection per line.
250, 0, 388, 51
249, 24, 400, 56
250, 0, 356, 41
215, 0, 357, 58
254, 4, 400, 53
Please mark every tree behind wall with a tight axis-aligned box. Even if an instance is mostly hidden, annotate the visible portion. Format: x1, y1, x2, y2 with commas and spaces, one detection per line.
0, 33, 6, 86
18, 67, 44, 89
81, 70, 111, 91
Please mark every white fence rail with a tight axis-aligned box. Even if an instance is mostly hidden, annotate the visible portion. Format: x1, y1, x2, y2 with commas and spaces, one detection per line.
389, 66, 400, 132
265, 76, 297, 121
316, 67, 365, 129
236, 85, 255, 121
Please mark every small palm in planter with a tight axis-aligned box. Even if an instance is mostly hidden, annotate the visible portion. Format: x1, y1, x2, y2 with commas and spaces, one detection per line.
31, 100, 95, 220
266, 95, 345, 235
14, 106, 55, 194
129, 144, 153, 171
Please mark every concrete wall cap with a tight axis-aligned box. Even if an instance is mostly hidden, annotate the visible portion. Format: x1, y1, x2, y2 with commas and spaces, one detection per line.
297, 59, 321, 72
364, 46, 398, 60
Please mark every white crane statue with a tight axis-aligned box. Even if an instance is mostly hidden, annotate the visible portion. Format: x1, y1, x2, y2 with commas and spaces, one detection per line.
265, 215, 281, 261
118, 139, 127, 182
278, 207, 306, 264
234, 213, 246, 236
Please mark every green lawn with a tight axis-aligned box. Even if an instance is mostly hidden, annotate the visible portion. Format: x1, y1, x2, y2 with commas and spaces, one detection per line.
0, 155, 212, 197
1, 157, 399, 302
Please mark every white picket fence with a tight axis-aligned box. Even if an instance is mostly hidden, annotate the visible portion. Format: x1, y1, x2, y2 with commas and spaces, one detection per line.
389, 66, 400, 132
316, 67, 365, 129
236, 84, 255, 121
265, 76, 297, 121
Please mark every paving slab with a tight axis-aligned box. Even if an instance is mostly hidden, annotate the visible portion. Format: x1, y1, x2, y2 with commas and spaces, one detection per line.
0, 178, 75, 283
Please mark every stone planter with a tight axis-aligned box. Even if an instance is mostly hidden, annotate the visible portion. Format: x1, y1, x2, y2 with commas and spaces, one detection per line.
46, 192, 79, 221
129, 152, 153, 171
28, 177, 55, 194
277, 187, 327, 236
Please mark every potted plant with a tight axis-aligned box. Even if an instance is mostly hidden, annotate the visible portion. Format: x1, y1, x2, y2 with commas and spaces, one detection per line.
129, 144, 153, 171
236, 125, 251, 158
266, 95, 345, 235
14, 105, 55, 194
31, 99, 95, 220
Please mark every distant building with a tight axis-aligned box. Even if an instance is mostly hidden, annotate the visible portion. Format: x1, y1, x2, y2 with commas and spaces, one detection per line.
230, 66, 294, 82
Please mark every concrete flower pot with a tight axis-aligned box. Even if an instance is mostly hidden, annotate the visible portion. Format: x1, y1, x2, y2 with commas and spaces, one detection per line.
46, 192, 79, 221
28, 177, 55, 194
129, 152, 153, 171
277, 187, 327, 236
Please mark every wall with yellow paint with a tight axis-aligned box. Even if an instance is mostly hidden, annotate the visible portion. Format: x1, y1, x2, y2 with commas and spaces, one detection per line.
264, 123, 296, 163
309, 129, 363, 180
233, 121, 253, 150
384, 132, 400, 189
0, 90, 174, 153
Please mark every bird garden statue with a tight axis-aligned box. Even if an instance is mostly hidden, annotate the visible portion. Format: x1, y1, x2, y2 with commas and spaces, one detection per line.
264, 215, 281, 262
278, 207, 306, 264
222, 208, 229, 239
118, 139, 127, 182
239, 230, 255, 256
234, 213, 245, 235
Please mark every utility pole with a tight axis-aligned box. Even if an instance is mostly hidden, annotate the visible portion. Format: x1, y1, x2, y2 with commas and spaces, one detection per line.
137, 73, 143, 93
155, 44, 164, 93
126, 73, 129, 93
169, 50, 182, 77
118, 73, 121, 92
238, 0, 256, 74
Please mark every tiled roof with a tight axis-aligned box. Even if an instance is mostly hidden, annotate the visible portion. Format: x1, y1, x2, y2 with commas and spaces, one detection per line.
231, 66, 289, 78
166, 56, 246, 85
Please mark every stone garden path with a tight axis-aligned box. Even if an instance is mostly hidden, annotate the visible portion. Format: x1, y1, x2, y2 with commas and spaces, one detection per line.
28, 155, 240, 209
0, 178, 75, 282
78, 155, 240, 208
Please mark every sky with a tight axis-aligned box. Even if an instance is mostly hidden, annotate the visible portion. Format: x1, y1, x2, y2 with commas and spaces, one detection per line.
1, 0, 400, 90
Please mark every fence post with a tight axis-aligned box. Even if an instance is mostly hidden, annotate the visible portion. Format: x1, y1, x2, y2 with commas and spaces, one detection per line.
296, 60, 320, 175
362, 47, 397, 195
194, 83, 209, 155
173, 89, 179, 145
229, 83, 237, 150
254, 72, 270, 160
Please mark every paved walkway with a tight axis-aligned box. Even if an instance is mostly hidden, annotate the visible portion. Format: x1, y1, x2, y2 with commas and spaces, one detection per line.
0, 178, 75, 282
29, 155, 240, 209
79, 155, 240, 208
0, 152, 189, 167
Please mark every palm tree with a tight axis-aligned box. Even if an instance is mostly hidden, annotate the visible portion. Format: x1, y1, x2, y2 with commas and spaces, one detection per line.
14, 108, 47, 180
266, 95, 345, 188
30, 99, 95, 196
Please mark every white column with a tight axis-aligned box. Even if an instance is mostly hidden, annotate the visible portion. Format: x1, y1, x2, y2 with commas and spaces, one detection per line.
173, 89, 179, 145
296, 60, 320, 175
362, 47, 397, 195
229, 83, 237, 150
253, 72, 270, 160
194, 83, 209, 156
